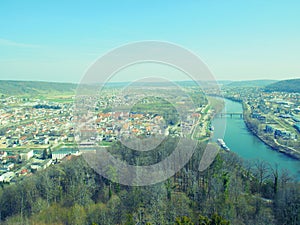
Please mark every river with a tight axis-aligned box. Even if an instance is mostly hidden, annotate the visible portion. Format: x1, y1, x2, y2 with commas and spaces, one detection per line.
211, 98, 300, 180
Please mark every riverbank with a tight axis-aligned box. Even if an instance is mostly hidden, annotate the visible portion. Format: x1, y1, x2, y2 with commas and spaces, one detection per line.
242, 102, 300, 160
209, 95, 300, 161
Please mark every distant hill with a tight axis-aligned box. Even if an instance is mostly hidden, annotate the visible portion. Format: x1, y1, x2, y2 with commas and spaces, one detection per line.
217, 80, 234, 86
0, 80, 77, 96
264, 78, 300, 93
226, 80, 277, 87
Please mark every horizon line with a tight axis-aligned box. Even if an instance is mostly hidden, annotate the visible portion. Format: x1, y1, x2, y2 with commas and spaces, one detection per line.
1, 77, 299, 85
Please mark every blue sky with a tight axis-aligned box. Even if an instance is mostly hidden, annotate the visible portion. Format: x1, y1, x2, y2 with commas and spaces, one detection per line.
0, 0, 300, 82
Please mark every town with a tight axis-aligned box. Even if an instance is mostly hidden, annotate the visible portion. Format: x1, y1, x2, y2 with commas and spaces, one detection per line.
0, 87, 212, 184
2, 83, 300, 184
208, 86, 300, 159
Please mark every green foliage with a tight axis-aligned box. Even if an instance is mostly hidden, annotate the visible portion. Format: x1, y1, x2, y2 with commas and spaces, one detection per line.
175, 215, 194, 224
0, 80, 77, 96
0, 142, 298, 225
264, 78, 300, 93
226, 80, 277, 87
199, 213, 230, 225
131, 96, 180, 125
124, 213, 135, 225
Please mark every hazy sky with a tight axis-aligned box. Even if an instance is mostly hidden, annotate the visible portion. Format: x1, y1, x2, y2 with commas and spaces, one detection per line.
0, 0, 300, 83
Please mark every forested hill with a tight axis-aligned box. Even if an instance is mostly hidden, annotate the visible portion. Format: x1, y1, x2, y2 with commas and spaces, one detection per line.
0, 80, 77, 96
264, 78, 300, 93
0, 139, 299, 224
225, 79, 277, 87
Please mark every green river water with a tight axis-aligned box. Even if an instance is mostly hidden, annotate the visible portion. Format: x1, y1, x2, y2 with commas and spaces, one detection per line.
212, 98, 300, 180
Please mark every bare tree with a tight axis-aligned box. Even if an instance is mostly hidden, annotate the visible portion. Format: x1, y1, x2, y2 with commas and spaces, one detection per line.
253, 160, 270, 193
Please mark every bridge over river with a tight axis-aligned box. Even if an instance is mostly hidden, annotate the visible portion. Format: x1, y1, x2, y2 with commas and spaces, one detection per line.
215, 112, 243, 118
212, 98, 300, 180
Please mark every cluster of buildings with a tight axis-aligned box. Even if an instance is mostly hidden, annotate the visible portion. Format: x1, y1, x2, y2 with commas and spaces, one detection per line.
95, 112, 166, 141
0, 88, 206, 184
92, 110, 201, 141
247, 93, 300, 141
76, 88, 203, 144
0, 99, 74, 148
219, 88, 300, 152
0, 147, 81, 183
0, 149, 48, 182
0, 97, 79, 183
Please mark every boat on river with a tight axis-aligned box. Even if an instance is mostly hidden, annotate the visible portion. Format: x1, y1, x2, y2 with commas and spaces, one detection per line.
217, 138, 230, 151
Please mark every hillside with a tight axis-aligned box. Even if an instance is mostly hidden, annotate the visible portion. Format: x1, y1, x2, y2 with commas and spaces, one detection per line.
1, 142, 299, 225
0, 80, 232, 97
264, 78, 300, 93
0, 80, 77, 96
226, 79, 277, 87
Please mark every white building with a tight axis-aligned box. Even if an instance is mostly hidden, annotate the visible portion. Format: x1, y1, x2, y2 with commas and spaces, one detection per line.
52, 148, 80, 160
0, 151, 7, 160
0, 172, 15, 182
20, 149, 34, 161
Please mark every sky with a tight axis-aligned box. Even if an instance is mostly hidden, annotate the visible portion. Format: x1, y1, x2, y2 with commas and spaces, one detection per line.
0, 0, 300, 83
